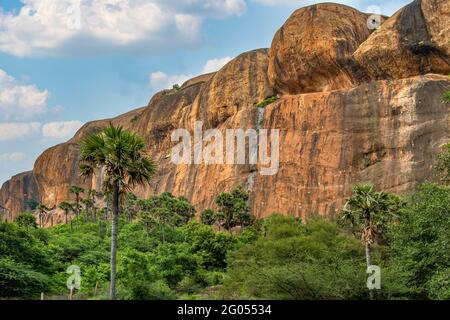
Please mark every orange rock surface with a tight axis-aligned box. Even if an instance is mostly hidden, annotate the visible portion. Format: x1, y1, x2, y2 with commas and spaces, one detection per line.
1, 1, 449, 224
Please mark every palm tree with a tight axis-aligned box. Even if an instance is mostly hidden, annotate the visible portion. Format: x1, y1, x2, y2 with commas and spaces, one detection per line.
88, 189, 100, 222
69, 186, 84, 226
81, 198, 94, 222
79, 124, 157, 300
340, 184, 403, 268
36, 204, 50, 228
59, 201, 74, 233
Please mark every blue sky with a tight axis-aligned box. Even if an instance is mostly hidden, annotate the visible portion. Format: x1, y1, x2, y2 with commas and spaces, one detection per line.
0, 0, 411, 186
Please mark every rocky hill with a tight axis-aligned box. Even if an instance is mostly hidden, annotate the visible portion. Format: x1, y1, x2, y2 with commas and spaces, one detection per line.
1, 0, 449, 223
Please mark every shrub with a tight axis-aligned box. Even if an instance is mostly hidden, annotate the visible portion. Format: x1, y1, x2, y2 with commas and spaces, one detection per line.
389, 182, 450, 299
256, 96, 279, 108
15, 212, 38, 229
221, 216, 368, 299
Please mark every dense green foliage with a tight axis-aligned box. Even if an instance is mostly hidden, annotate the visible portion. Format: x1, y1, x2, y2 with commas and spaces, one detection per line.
221, 216, 368, 299
435, 143, 450, 185
444, 91, 450, 103
389, 182, 450, 299
214, 187, 253, 231
15, 213, 38, 229
0, 181, 449, 300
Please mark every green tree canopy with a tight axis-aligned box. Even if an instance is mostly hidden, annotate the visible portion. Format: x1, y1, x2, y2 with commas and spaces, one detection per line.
221, 215, 367, 300
389, 182, 450, 299
215, 187, 252, 231
15, 212, 38, 229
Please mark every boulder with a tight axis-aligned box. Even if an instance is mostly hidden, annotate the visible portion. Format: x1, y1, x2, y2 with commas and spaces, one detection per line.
353, 0, 450, 80
268, 3, 374, 94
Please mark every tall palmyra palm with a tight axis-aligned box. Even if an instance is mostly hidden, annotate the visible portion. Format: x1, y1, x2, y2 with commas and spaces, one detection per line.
36, 204, 51, 228
79, 124, 157, 300
69, 185, 84, 226
340, 184, 402, 268
59, 201, 74, 233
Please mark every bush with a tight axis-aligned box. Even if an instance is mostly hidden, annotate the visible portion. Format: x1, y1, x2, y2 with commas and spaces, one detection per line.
180, 222, 236, 269
150, 242, 202, 287
221, 216, 368, 299
256, 96, 279, 108
0, 257, 50, 298
15, 212, 38, 228
389, 182, 450, 299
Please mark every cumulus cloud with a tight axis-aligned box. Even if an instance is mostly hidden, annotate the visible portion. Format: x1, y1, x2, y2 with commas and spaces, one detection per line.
0, 122, 42, 141
150, 56, 232, 90
0, 69, 49, 120
149, 71, 193, 91
251, 0, 359, 6
42, 120, 83, 140
202, 56, 232, 73
0, 152, 26, 162
0, 0, 247, 57
0, 120, 82, 141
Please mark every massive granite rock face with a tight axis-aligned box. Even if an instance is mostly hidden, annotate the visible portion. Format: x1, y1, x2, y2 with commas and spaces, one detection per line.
268, 3, 374, 95
353, 0, 450, 80
1, 1, 449, 223
0, 171, 39, 218
253, 74, 449, 218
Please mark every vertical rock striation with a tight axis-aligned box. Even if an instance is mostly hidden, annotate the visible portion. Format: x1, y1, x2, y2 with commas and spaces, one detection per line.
1, 1, 449, 223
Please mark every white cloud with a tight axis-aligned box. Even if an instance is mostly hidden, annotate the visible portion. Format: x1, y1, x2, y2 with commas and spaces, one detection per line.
202, 56, 232, 73
0, 122, 42, 141
251, 0, 359, 6
0, 152, 26, 162
150, 56, 233, 90
42, 120, 83, 140
0, 0, 247, 57
250, 0, 407, 16
149, 71, 193, 91
0, 69, 49, 120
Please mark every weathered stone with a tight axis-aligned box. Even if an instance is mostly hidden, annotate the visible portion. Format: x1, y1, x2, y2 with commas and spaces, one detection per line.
1, 2, 450, 225
252, 74, 450, 218
268, 3, 374, 95
0, 171, 39, 218
353, 0, 450, 80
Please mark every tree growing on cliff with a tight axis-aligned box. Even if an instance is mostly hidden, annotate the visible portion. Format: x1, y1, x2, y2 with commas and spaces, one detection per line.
79, 124, 157, 300
339, 184, 404, 269
435, 143, 450, 185
69, 186, 84, 227
444, 91, 450, 103
443, 74, 450, 103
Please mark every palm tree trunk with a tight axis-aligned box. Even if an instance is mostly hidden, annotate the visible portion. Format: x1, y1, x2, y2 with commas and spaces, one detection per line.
364, 211, 374, 300
365, 243, 372, 267
110, 182, 120, 300
75, 195, 80, 227
364, 211, 372, 267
